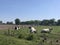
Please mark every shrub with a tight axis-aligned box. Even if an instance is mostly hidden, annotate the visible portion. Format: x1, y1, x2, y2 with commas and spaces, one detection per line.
18, 33, 24, 39
26, 34, 33, 40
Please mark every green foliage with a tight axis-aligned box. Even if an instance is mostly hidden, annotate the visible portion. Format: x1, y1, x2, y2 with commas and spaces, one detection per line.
0, 26, 60, 45
0, 35, 37, 45
6, 21, 13, 24
18, 33, 24, 39
0, 21, 3, 24
15, 18, 20, 25
26, 34, 33, 40
56, 19, 60, 25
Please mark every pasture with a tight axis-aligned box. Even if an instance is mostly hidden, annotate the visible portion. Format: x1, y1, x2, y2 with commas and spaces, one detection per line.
0, 25, 60, 45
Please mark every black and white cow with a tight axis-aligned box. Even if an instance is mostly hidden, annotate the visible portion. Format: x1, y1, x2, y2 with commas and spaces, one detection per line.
14, 26, 20, 30
41, 28, 53, 33
29, 26, 36, 33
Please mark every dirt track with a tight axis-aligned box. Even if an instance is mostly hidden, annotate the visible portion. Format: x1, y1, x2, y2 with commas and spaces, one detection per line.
0, 25, 15, 30
0, 25, 30, 30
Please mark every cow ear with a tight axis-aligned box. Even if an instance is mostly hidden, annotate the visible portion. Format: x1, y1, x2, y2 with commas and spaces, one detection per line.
29, 27, 31, 29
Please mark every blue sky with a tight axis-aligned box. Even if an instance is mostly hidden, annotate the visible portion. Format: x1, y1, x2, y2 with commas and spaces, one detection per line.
0, 0, 60, 23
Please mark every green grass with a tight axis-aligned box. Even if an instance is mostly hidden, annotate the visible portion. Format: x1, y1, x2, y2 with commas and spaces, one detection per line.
0, 34, 38, 45
0, 26, 60, 45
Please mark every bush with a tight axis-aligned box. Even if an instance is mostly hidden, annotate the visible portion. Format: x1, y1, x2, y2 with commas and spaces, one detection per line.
26, 34, 33, 40
18, 33, 24, 39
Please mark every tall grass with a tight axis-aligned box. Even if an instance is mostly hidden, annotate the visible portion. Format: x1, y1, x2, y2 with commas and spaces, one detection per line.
0, 26, 60, 45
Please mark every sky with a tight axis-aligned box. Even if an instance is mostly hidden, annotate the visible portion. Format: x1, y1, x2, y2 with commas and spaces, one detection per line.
0, 0, 60, 23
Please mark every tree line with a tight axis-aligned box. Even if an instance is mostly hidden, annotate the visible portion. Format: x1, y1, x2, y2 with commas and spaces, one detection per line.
0, 18, 60, 26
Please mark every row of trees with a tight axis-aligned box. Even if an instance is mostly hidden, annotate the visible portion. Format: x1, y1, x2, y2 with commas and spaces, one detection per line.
16, 18, 60, 26
0, 18, 60, 26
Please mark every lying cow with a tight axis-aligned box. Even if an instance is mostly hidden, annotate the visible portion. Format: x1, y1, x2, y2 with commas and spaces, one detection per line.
41, 28, 53, 33
29, 26, 36, 33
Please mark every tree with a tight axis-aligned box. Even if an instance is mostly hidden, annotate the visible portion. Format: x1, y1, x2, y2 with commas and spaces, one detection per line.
25, 20, 34, 25
56, 19, 60, 25
40, 19, 56, 26
6, 21, 13, 24
40, 20, 49, 25
0, 21, 3, 24
15, 18, 20, 25
34, 20, 40, 25
22, 20, 40, 25
49, 19, 55, 25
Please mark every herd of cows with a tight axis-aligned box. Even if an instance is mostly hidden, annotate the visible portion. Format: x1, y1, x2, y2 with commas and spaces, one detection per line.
14, 25, 53, 33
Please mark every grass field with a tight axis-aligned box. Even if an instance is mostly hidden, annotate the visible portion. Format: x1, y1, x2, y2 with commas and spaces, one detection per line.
0, 25, 60, 45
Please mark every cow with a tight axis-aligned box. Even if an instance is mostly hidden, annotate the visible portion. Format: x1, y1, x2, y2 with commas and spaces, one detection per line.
41, 27, 53, 33
29, 26, 36, 33
14, 26, 20, 30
